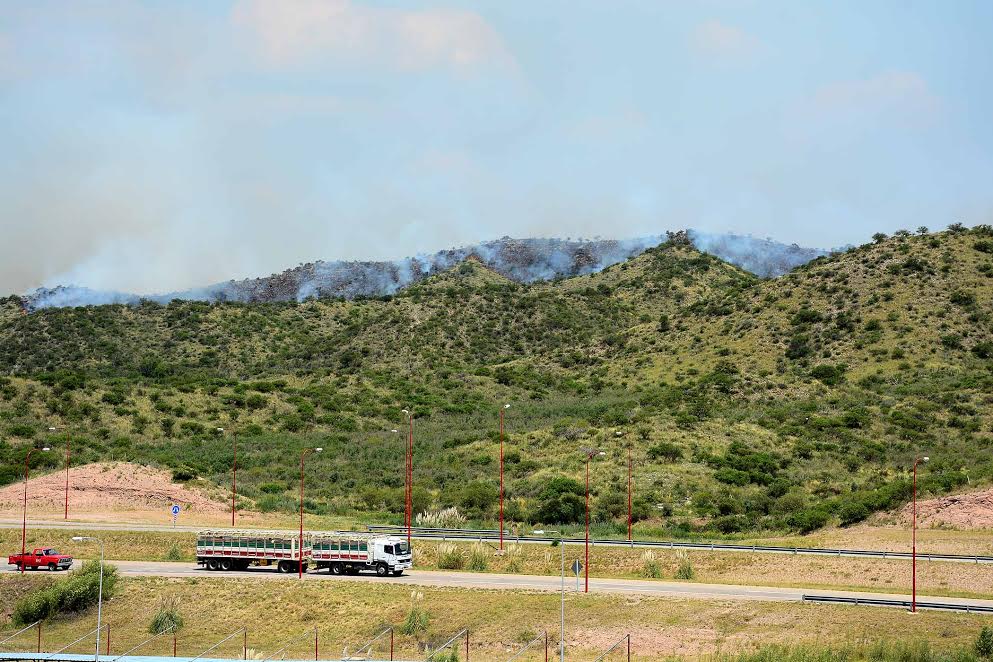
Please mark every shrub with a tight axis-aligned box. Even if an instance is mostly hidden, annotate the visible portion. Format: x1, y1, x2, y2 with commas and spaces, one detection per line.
149, 597, 184, 634
647, 441, 682, 462
787, 507, 831, 533
641, 551, 662, 579
163, 544, 184, 561
504, 545, 523, 574
466, 544, 489, 572
436, 543, 464, 570
400, 591, 430, 636
838, 501, 870, 527
977, 626, 993, 658
13, 561, 117, 625
416, 507, 467, 529
674, 551, 694, 580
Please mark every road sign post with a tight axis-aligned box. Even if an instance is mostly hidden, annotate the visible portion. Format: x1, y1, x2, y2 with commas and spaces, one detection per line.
571, 560, 582, 592
170, 504, 180, 527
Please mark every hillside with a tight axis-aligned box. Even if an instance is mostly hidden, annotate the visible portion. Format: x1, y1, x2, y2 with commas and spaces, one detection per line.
20, 232, 826, 309
0, 226, 991, 537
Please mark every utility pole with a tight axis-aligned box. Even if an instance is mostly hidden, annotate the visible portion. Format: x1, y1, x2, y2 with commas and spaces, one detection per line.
500, 403, 510, 551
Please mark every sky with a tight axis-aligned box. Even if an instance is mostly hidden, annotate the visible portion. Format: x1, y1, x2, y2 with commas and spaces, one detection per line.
2, 0, 993, 295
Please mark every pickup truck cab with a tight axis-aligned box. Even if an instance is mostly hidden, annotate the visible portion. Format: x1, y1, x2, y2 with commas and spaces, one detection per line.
8, 548, 73, 571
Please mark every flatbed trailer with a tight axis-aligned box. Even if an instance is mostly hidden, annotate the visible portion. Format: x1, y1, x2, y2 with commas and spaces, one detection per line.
311, 532, 412, 577
195, 530, 311, 573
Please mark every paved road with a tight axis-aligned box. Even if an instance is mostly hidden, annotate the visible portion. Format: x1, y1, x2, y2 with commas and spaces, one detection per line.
4, 519, 991, 565
64, 560, 990, 611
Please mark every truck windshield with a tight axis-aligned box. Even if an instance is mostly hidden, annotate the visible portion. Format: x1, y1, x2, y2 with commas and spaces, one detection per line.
395, 542, 409, 554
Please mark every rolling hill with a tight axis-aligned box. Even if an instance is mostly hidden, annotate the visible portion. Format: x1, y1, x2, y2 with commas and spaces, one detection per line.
0, 225, 990, 537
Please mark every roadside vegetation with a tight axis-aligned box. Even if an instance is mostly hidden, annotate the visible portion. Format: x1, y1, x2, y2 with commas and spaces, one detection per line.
1, 575, 991, 660
11, 561, 116, 625
1, 227, 992, 537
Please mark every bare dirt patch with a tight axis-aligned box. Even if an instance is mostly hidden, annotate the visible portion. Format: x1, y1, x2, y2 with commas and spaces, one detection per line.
896, 487, 993, 530
0, 462, 228, 520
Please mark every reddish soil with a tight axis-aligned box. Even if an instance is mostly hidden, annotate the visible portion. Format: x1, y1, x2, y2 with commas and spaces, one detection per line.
0, 462, 228, 517
897, 487, 993, 529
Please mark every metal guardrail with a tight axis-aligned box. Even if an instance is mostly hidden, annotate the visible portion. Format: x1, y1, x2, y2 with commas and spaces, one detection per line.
802, 594, 993, 613
367, 525, 993, 564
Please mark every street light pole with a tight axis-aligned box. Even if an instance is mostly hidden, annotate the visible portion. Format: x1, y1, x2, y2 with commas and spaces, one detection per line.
912, 455, 929, 612
500, 403, 510, 551
72, 536, 103, 661
581, 448, 605, 593
21, 447, 50, 574
299, 447, 322, 579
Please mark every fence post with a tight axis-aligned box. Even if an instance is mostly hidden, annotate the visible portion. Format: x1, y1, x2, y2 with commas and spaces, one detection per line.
174, 632, 177, 657
107, 624, 111, 656
545, 631, 548, 662
466, 630, 469, 662
37, 622, 41, 653
390, 629, 394, 661
627, 634, 630, 662
244, 629, 247, 660
314, 628, 318, 661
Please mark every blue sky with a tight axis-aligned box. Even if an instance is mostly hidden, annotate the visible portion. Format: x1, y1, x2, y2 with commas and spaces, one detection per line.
2, 0, 992, 294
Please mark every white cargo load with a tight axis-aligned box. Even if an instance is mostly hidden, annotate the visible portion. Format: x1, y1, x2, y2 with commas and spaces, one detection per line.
195, 529, 312, 573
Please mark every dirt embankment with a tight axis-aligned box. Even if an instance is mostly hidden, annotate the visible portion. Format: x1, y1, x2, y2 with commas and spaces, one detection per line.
898, 487, 993, 529
0, 462, 228, 517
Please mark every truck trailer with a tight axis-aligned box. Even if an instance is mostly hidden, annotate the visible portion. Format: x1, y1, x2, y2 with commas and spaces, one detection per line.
196, 530, 311, 573
311, 532, 412, 577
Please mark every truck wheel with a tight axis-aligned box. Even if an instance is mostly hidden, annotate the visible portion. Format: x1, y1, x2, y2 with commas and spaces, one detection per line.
207, 559, 220, 571
277, 561, 290, 573
330, 563, 343, 575
376, 564, 388, 577
220, 559, 233, 571
392, 570, 403, 577
48, 563, 56, 571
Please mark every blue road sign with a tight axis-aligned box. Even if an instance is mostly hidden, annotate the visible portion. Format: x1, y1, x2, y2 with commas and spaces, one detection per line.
171, 504, 181, 516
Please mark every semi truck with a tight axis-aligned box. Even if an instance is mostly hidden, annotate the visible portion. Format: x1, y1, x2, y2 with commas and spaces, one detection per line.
195, 529, 411, 577
196, 530, 312, 573
311, 532, 411, 577
8, 548, 74, 571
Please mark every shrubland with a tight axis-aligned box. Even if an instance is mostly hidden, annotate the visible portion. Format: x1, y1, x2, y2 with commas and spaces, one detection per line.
1, 227, 992, 537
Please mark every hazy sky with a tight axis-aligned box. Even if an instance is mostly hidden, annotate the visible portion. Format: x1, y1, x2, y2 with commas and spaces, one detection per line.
2, 1, 992, 294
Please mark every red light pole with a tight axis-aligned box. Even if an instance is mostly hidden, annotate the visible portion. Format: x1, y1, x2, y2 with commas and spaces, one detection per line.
21, 446, 50, 574
499, 403, 510, 551
912, 455, 929, 612
402, 409, 413, 547
581, 448, 605, 593
299, 447, 322, 579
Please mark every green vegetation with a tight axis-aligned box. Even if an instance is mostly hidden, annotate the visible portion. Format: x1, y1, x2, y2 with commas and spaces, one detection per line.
148, 596, 184, 634
2, 227, 993, 536
12, 562, 117, 625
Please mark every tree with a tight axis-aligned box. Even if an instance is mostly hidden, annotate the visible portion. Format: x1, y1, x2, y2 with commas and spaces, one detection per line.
871, 232, 888, 244
916, 226, 929, 235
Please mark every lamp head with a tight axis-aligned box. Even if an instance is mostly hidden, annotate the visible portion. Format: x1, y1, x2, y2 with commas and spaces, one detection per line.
41, 447, 50, 452
315, 448, 323, 453
401, 409, 410, 415
216, 427, 224, 432
923, 456, 929, 463
504, 403, 511, 409
48, 427, 56, 432
391, 429, 398, 433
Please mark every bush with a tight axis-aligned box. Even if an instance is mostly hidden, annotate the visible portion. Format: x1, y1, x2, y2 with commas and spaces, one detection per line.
977, 626, 993, 658
647, 441, 682, 462
838, 501, 870, 527
674, 551, 694, 580
436, 543, 464, 570
641, 551, 662, 579
466, 544, 489, 572
787, 507, 831, 533
13, 561, 118, 625
149, 597, 184, 634
400, 591, 430, 636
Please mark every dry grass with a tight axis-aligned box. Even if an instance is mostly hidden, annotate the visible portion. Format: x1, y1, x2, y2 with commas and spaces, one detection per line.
0, 574, 988, 661
6, 528, 993, 600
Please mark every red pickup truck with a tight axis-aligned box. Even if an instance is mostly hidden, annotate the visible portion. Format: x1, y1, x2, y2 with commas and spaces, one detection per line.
8, 548, 73, 571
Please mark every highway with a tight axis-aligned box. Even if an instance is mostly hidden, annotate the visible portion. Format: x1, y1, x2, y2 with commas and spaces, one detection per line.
79, 560, 993, 612
4, 519, 991, 565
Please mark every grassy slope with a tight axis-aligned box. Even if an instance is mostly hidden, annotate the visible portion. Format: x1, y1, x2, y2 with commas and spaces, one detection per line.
1, 571, 990, 661
0, 228, 991, 536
